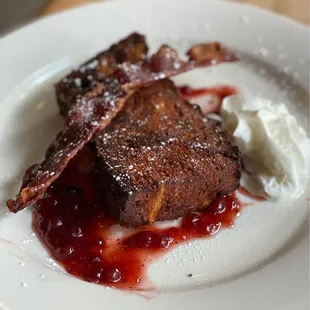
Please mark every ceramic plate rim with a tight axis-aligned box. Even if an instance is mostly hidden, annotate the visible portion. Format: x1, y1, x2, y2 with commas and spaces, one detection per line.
0, 1, 309, 309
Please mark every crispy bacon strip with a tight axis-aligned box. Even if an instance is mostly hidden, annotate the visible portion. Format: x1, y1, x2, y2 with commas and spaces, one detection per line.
7, 42, 237, 213
56, 32, 149, 115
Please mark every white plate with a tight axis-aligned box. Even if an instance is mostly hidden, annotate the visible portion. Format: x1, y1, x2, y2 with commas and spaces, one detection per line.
0, 0, 309, 309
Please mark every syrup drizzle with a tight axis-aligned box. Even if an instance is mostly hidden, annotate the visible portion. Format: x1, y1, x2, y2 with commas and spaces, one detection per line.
238, 186, 266, 202
179, 84, 238, 114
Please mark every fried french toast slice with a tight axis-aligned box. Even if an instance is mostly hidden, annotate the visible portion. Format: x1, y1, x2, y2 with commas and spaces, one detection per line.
95, 79, 241, 227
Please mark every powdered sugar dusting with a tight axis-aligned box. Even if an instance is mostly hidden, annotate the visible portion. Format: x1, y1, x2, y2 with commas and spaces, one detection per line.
96, 79, 239, 194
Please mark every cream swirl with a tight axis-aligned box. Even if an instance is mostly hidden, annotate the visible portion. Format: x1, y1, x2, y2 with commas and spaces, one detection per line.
221, 95, 309, 199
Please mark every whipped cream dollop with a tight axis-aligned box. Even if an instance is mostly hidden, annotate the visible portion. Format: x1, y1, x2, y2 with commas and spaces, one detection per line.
221, 95, 310, 199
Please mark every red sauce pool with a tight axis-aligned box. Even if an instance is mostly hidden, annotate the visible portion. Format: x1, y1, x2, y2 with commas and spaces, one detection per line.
33, 84, 244, 290
179, 84, 238, 114
238, 186, 266, 202
34, 147, 241, 290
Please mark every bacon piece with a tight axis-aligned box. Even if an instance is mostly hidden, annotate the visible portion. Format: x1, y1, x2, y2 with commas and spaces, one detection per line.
7, 42, 238, 213
56, 32, 148, 115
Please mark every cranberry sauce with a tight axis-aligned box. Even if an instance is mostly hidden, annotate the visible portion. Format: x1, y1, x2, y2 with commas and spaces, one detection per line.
34, 84, 244, 290
238, 186, 266, 202
34, 147, 241, 290
179, 84, 238, 114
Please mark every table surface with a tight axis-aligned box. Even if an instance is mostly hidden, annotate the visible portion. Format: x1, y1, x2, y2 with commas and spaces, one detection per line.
41, 0, 309, 25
